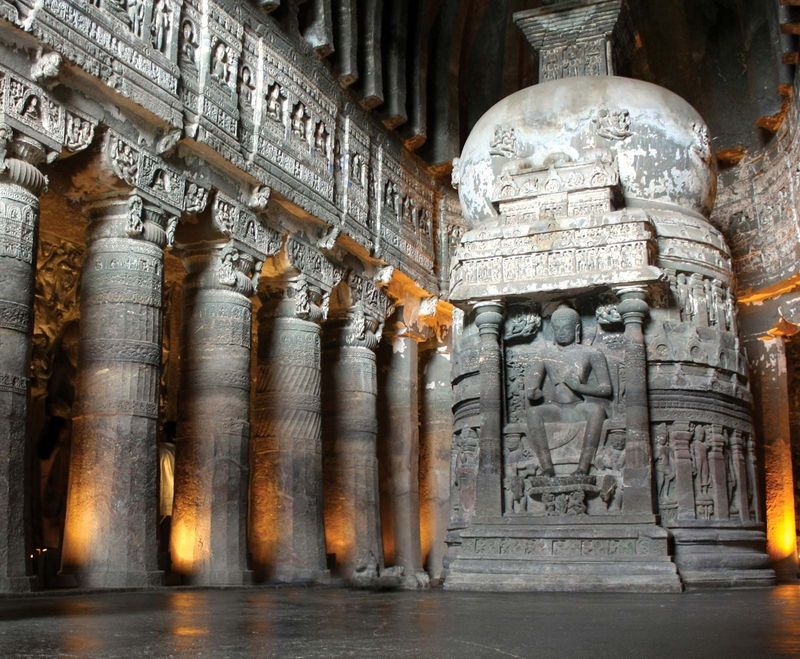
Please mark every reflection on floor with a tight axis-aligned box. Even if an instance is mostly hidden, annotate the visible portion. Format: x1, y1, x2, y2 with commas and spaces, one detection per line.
2, 585, 800, 658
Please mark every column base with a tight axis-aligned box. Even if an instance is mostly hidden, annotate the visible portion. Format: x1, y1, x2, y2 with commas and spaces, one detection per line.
180, 570, 253, 587
399, 569, 431, 590
269, 568, 331, 585
65, 569, 165, 590
444, 519, 682, 593
670, 523, 776, 588
0, 575, 35, 593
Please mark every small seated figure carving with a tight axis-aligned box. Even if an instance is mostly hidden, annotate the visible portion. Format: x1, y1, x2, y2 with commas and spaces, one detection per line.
525, 305, 612, 477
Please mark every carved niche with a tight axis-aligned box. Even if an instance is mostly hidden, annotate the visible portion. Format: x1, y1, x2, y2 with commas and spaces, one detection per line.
502, 297, 628, 516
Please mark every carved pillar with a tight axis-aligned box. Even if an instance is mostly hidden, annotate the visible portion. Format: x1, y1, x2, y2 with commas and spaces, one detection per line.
251, 278, 327, 583
322, 305, 383, 582
62, 194, 166, 588
169, 244, 257, 585
419, 338, 453, 582
708, 425, 730, 520
616, 287, 655, 514
0, 137, 46, 592
670, 423, 697, 520
378, 311, 428, 588
730, 430, 751, 523
747, 335, 797, 580
473, 301, 504, 518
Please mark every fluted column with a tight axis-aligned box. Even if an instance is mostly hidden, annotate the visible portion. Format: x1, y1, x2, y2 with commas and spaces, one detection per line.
473, 301, 504, 518
62, 194, 166, 588
378, 311, 428, 589
169, 244, 257, 585
419, 338, 453, 583
251, 278, 327, 583
0, 137, 47, 592
322, 305, 383, 583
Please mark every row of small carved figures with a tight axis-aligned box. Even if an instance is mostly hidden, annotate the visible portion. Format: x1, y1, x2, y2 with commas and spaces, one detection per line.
668, 271, 737, 332
653, 423, 756, 519
88, 3, 334, 160
450, 423, 756, 520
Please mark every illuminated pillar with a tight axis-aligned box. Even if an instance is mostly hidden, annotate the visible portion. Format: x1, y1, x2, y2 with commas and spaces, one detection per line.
748, 334, 797, 580
322, 305, 383, 583
0, 137, 46, 592
378, 311, 428, 588
170, 243, 257, 585
62, 194, 166, 588
419, 339, 452, 582
251, 278, 327, 583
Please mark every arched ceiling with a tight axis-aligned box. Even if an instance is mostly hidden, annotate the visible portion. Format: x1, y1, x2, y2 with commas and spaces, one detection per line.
268, 0, 796, 173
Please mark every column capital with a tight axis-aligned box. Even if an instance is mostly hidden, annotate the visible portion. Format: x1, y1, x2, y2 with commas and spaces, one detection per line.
266, 235, 344, 294
259, 275, 325, 323
0, 135, 48, 196
474, 300, 504, 337
615, 285, 649, 324
325, 303, 381, 350
179, 241, 262, 298
382, 307, 429, 344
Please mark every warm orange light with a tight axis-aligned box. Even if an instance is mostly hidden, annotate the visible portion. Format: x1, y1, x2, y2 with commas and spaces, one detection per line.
765, 432, 798, 578
169, 496, 211, 577
419, 501, 433, 567
60, 473, 100, 572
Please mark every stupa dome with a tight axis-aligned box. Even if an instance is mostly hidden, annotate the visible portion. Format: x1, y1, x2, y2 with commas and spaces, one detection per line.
454, 76, 717, 227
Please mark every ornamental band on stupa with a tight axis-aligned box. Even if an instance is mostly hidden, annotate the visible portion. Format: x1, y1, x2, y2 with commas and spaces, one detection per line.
0, 0, 782, 595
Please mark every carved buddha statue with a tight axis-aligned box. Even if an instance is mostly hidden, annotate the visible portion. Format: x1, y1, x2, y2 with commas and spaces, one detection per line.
524, 305, 612, 477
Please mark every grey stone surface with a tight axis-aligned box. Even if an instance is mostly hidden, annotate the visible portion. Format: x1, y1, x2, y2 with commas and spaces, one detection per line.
251, 280, 328, 583
419, 342, 453, 581
169, 244, 258, 586
445, 0, 770, 591
62, 196, 165, 589
378, 313, 428, 589
3, 587, 800, 658
0, 142, 46, 593
322, 309, 384, 584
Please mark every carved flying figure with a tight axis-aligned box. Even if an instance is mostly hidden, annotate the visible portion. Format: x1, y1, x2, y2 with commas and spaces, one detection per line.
524, 305, 612, 476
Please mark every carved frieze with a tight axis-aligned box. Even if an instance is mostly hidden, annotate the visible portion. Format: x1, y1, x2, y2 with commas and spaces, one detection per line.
17, 0, 182, 125
211, 192, 282, 260
450, 210, 661, 300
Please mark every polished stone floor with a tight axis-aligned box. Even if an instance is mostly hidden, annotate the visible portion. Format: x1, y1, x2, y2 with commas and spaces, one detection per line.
1, 585, 800, 657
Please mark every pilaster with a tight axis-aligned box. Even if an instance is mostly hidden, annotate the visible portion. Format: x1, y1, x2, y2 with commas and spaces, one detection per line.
473, 300, 504, 518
